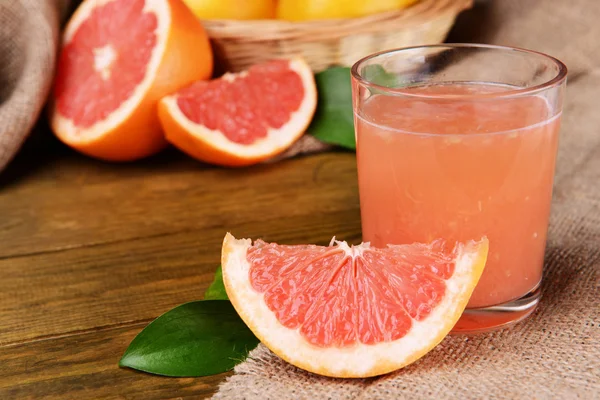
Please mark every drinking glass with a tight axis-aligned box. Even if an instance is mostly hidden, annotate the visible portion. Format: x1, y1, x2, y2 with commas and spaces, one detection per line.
351, 44, 567, 333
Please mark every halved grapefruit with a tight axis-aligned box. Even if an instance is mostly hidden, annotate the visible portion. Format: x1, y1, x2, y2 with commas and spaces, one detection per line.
158, 59, 317, 167
222, 233, 488, 378
50, 0, 213, 161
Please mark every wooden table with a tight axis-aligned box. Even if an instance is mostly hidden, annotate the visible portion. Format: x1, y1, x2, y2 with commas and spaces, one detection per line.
0, 132, 362, 399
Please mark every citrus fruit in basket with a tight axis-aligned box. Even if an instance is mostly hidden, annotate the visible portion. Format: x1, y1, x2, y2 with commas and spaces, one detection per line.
158, 58, 317, 167
183, 0, 276, 20
50, 0, 213, 161
277, 0, 420, 21
221, 233, 489, 378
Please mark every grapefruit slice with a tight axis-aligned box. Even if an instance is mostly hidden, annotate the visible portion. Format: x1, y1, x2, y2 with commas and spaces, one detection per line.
222, 233, 488, 378
158, 59, 317, 167
50, 0, 213, 161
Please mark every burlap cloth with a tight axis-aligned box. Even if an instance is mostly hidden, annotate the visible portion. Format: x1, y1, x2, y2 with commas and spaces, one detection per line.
0, 0, 65, 172
213, 1, 600, 399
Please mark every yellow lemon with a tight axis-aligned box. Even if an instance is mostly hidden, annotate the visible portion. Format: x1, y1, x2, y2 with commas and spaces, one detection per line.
277, 0, 419, 21
183, 0, 276, 20
355, 0, 420, 17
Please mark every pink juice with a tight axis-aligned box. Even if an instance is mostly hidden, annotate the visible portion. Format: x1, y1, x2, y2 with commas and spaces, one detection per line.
356, 83, 560, 309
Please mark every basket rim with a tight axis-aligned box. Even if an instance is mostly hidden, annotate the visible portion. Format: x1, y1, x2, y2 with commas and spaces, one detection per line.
201, 0, 473, 41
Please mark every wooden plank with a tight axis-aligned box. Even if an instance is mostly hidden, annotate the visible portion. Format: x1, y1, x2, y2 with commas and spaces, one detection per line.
0, 208, 361, 344
0, 151, 359, 259
0, 325, 227, 400
0, 142, 362, 398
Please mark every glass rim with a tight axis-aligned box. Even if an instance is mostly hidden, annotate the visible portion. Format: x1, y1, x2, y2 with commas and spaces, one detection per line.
351, 43, 568, 100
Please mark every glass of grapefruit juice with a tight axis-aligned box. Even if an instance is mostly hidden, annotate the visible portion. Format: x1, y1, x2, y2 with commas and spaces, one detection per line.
351, 44, 567, 333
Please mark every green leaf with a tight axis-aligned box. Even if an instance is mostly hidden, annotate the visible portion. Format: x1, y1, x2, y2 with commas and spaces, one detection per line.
308, 67, 356, 150
204, 265, 228, 300
119, 301, 259, 377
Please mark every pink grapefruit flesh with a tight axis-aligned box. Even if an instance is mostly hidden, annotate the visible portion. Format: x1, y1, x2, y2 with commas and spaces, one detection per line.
176, 60, 306, 144
54, 0, 157, 128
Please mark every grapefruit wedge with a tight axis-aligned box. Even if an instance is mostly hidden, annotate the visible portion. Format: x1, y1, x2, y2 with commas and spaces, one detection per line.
158, 59, 317, 167
222, 233, 489, 378
50, 0, 213, 161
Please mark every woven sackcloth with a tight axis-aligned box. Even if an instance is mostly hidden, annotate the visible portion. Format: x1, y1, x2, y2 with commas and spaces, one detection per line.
0, 0, 69, 172
213, 0, 600, 399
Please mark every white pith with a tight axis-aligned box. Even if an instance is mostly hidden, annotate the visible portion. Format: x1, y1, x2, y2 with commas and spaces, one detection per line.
53, 0, 170, 142
93, 45, 117, 80
222, 233, 486, 378
162, 59, 317, 158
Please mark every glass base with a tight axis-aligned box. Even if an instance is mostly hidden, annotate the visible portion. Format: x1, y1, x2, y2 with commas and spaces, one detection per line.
451, 284, 541, 334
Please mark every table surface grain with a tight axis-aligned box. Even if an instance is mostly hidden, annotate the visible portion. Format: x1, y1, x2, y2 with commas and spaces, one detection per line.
0, 132, 362, 399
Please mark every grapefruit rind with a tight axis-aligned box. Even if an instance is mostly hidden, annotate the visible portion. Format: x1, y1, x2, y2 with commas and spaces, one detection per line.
51, 0, 170, 143
222, 233, 488, 378
158, 58, 317, 165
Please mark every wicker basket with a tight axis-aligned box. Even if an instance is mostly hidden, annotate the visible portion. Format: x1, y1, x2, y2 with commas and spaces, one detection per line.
202, 0, 473, 73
